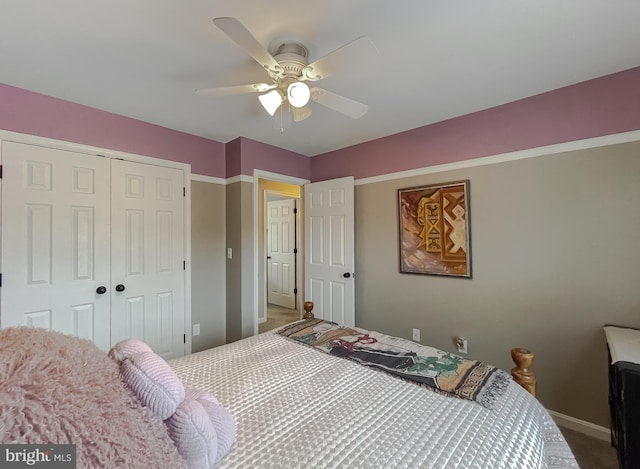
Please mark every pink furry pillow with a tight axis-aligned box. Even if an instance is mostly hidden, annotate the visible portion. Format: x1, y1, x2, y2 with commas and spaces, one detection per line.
166, 397, 218, 469
120, 351, 186, 420
186, 388, 236, 462
0, 327, 187, 469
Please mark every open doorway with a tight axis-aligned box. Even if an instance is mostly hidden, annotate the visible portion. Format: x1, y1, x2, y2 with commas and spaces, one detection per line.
255, 176, 305, 334
261, 194, 299, 333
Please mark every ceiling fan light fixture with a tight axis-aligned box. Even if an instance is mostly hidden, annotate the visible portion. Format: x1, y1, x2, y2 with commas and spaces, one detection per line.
258, 89, 282, 116
287, 81, 310, 108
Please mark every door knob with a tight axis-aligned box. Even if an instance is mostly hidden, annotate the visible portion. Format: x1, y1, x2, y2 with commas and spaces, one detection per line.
343, 272, 351, 278
96, 286, 107, 295
115, 284, 126, 292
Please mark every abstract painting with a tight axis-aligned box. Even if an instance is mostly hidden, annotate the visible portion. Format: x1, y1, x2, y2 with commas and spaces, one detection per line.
398, 180, 471, 277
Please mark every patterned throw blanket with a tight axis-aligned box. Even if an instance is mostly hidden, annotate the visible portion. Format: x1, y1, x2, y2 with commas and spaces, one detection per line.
278, 319, 511, 409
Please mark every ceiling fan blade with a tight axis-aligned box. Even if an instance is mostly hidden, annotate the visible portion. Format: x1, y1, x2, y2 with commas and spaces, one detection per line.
310, 87, 368, 119
292, 105, 312, 122
196, 83, 275, 97
302, 37, 377, 82
213, 17, 283, 78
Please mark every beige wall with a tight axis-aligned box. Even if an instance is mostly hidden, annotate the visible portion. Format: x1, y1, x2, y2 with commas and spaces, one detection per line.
354, 141, 640, 426
225, 181, 255, 343
239, 182, 256, 339
190, 181, 226, 352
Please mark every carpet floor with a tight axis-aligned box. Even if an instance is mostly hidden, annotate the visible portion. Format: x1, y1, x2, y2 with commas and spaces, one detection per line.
559, 426, 617, 469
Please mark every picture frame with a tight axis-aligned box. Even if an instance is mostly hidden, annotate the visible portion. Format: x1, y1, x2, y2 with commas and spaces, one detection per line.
398, 180, 471, 278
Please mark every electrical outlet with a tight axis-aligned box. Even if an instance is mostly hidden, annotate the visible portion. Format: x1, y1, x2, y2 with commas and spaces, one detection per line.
412, 328, 421, 342
455, 336, 468, 354
193, 323, 200, 336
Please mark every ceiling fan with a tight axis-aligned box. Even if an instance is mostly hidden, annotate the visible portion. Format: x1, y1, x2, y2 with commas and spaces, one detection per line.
197, 17, 376, 126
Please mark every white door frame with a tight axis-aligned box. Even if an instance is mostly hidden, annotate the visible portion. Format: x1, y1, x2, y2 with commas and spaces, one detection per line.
253, 169, 309, 336
0, 129, 193, 354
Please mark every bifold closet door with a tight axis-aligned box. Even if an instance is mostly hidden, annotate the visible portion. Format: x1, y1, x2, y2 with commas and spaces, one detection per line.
1, 141, 112, 350
110, 159, 185, 359
1, 142, 186, 358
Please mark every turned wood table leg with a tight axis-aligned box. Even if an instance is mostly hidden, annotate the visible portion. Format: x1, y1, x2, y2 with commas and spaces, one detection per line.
511, 347, 537, 397
303, 301, 315, 320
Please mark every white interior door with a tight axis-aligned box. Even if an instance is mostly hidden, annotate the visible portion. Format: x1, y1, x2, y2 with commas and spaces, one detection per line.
110, 159, 185, 359
1, 142, 112, 350
267, 198, 296, 309
304, 176, 355, 326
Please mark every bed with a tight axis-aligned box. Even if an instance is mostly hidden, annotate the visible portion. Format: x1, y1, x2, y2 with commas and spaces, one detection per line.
1, 306, 577, 469
169, 307, 577, 469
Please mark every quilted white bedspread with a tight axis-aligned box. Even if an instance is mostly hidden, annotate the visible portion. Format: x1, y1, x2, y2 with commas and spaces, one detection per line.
170, 329, 577, 469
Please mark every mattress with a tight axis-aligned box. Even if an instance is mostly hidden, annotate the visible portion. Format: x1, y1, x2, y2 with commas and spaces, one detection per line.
170, 328, 577, 469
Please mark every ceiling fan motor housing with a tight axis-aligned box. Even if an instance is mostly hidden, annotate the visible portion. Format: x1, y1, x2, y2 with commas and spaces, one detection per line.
265, 42, 311, 109
271, 42, 309, 79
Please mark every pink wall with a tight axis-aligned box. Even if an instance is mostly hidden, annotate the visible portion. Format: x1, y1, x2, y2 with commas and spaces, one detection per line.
3, 66, 639, 182
0, 84, 226, 177
223, 137, 310, 180
225, 138, 242, 177
0, 84, 310, 180
236, 137, 310, 180
311, 66, 640, 182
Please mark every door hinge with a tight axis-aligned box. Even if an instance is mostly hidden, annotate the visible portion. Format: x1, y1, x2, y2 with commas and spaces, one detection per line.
0, 273, 2, 287
183, 260, 186, 270
184, 334, 186, 344
294, 288, 298, 294
293, 248, 298, 254
293, 207, 297, 214
183, 187, 186, 197
0, 165, 3, 178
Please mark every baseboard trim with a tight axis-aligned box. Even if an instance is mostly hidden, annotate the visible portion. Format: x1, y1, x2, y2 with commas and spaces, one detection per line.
549, 410, 610, 441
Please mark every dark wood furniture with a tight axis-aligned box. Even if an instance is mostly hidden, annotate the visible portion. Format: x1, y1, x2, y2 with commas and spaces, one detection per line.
604, 325, 640, 469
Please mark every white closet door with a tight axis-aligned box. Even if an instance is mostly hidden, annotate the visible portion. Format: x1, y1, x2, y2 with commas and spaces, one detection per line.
110, 159, 185, 359
1, 142, 112, 350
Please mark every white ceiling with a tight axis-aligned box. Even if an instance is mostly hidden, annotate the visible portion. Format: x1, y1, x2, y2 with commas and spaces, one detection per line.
1, 1, 639, 156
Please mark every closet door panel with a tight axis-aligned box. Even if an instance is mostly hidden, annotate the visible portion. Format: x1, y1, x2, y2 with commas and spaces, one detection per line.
1, 142, 112, 350
110, 159, 185, 359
